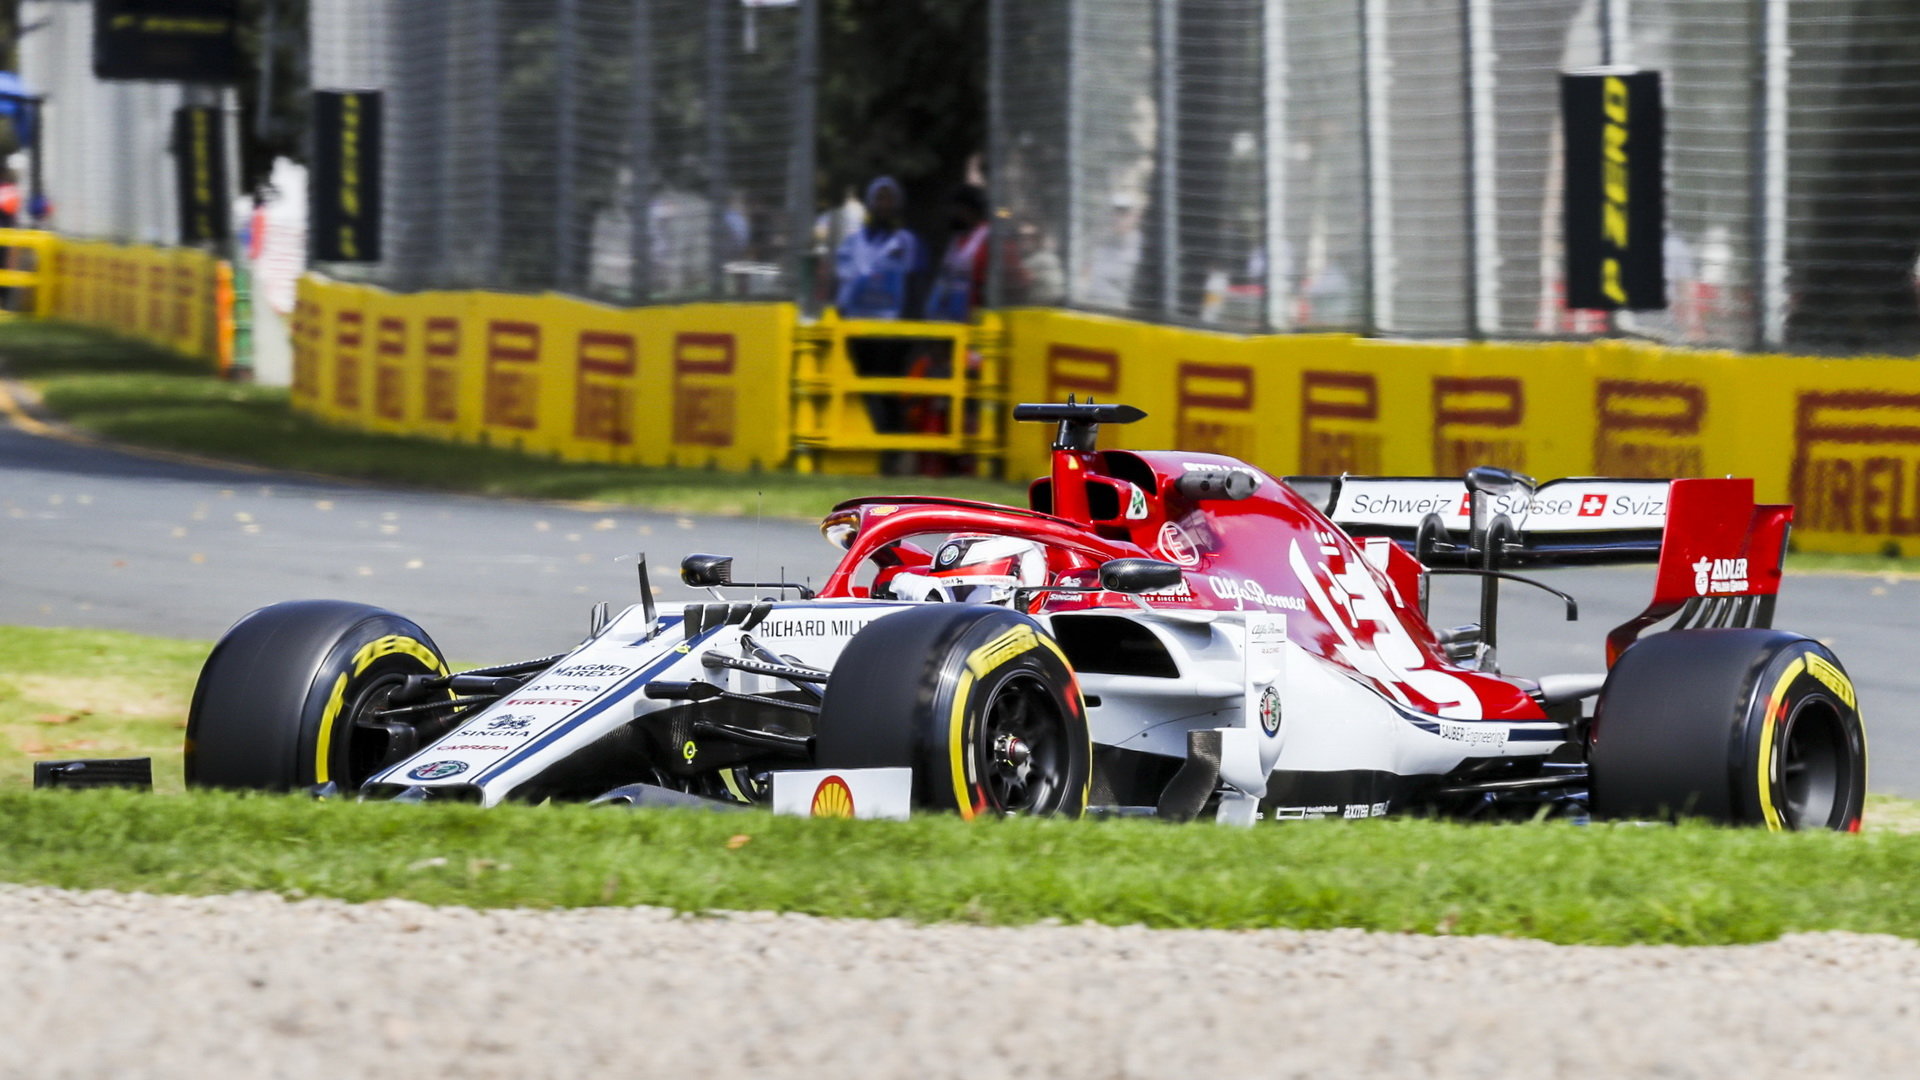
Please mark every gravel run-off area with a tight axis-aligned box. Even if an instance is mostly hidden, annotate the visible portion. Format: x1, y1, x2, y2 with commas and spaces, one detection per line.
3, 885, 1919, 1080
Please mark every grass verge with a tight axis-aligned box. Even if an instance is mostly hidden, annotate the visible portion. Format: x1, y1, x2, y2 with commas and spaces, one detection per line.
5, 788, 1920, 945
0, 320, 1026, 518
0, 625, 208, 795
4, 622, 1920, 943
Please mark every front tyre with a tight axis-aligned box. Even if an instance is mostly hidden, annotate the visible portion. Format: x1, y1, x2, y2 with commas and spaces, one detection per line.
186, 600, 451, 792
1589, 629, 1866, 830
814, 605, 1090, 818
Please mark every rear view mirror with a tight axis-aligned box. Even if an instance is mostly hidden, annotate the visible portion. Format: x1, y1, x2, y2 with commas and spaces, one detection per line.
680, 553, 735, 588
1098, 558, 1184, 595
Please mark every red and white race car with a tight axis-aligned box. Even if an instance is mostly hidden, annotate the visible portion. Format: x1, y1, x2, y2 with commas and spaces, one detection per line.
178, 401, 1866, 829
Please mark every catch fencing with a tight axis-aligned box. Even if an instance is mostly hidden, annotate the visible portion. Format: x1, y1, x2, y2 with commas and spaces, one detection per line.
993, 0, 1920, 354
311, 0, 815, 306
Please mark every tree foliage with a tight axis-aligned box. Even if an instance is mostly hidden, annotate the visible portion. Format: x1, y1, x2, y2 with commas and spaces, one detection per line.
815, 0, 986, 242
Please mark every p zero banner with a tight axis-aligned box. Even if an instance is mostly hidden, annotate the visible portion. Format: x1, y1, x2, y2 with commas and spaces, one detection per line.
310, 91, 383, 263
172, 106, 228, 247
1563, 69, 1664, 311
94, 0, 241, 83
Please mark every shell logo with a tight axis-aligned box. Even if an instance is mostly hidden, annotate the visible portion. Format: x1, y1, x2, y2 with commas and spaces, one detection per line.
810, 775, 856, 818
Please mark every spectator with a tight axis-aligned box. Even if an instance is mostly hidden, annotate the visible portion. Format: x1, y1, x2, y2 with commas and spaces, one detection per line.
1081, 190, 1142, 309
1018, 222, 1065, 306
0, 169, 20, 229
925, 184, 992, 322
833, 176, 921, 319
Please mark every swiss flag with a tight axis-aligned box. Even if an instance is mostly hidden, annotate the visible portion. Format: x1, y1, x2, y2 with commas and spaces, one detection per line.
1457, 493, 1472, 517
1579, 493, 1608, 517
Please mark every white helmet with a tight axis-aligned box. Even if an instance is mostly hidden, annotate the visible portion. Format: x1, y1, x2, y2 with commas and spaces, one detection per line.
888, 535, 1048, 606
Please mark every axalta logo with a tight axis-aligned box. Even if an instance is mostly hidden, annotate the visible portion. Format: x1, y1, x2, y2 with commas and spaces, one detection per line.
810, 775, 855, 818
1693, 557, 1749, 595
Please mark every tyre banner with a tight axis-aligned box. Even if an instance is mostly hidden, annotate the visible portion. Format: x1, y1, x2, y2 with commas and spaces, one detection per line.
1562, 70, 1665, 311
309, 91, 383, 264
172, 106, 229, 249
94, 0, 241, 83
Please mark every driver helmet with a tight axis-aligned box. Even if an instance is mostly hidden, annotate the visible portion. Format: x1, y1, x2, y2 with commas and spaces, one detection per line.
890, 534, 1048, 605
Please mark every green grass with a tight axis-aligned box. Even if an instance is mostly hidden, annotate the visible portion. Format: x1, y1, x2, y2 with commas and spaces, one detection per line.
4, 788, 1920, 945
0, 320, 1026, 519
4, 621, 1920, 943
0, 625, 209, 795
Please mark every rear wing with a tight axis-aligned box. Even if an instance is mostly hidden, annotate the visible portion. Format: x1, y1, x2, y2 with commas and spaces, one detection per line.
1288, 475, 1672, 565
1286, 474, 1794, 663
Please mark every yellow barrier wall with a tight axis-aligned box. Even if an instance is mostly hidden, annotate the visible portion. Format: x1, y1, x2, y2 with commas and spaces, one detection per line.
1004, 309, 1920, 555
48, 253, 1919, 557
293, 276, 795, 472
48, 239, 221, 364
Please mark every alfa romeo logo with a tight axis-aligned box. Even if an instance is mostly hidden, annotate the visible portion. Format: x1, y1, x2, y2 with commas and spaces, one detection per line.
406, 760, 469, 781
1258, 686, 1282, 737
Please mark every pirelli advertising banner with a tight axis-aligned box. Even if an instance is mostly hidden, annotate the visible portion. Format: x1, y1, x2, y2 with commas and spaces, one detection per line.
173, 106, 229, 248
1562, 70, 1664, 311
311, 91, 383, 263
94, 0, 241, 83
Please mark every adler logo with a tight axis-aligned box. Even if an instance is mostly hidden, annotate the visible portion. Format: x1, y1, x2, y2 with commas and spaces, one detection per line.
1693, 557, 1749, 595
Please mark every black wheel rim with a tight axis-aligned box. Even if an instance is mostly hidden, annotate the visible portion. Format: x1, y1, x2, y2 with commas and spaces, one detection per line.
1779, 697, 1846, 829
978, 672, 1070, 814
342, 671, 447, 790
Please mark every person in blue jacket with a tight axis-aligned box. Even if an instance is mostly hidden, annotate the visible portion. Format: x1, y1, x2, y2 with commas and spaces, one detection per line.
833, 176, 921, 319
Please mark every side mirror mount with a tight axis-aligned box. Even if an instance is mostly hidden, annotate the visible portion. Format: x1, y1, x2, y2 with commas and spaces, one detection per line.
680, 553, 735, 588
1098, 558, 1185, 595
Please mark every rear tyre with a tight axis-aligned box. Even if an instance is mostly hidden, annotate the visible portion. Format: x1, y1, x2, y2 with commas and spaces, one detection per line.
186, 600, 451, 792
814, 605, 1090, 818
1589, 629, 1866, 830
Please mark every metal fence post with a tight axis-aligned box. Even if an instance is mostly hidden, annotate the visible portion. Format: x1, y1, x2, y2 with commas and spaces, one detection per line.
628, 0, 654, 304
1262, 0, 1287, 332
1462, 0, 1497, 338
1357, 0, 1384, 335
1753, 0, 1787, 350
787, 0, 819, 311
553, 0, 579, 292
1063, 0, 1082, 305
986, 0, 1007, 310
1155, 0, 1178, 320
479, 0, 503, 284
706, 0, 730, 299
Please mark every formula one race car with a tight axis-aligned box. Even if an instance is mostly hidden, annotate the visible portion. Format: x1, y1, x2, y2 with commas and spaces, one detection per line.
181, 401, 1867, 829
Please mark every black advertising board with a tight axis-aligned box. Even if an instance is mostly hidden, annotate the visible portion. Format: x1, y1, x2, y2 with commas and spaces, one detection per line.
310, 91, 383, 263
94, 0, 242, 83
1563, 70, 1665, 311
173, 105, 228, 246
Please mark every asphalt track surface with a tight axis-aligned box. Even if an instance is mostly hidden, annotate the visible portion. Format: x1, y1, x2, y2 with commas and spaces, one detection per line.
4, 404, 1916, 795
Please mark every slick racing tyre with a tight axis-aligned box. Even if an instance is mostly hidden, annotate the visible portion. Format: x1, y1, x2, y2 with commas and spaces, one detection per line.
814, 605, 1091, 818
1589, 629, 1866, 830
186, 600, 451, 792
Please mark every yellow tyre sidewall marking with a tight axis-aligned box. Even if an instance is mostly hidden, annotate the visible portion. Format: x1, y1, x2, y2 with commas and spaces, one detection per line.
948, 624, 1089, 819
1757, 655, 1806, 831
314, 634, 447, 785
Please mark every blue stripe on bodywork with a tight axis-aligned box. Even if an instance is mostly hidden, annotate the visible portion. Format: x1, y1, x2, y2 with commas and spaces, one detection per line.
471, 621, 717, 787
